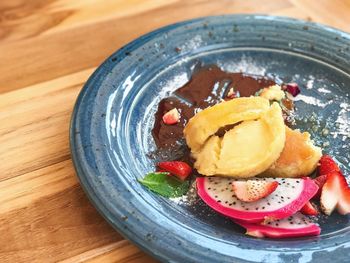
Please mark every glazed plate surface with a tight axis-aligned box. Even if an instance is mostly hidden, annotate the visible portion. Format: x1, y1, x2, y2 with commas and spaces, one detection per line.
70, 15, 350, 262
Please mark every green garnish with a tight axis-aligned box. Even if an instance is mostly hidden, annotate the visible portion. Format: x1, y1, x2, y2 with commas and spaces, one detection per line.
138, 172, 190, 198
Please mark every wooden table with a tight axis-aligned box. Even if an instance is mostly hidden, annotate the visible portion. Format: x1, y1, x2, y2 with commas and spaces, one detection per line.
1, 0, 349, 262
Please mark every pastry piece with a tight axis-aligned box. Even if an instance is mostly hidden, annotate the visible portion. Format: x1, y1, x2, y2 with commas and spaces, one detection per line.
262, 127, 322, 178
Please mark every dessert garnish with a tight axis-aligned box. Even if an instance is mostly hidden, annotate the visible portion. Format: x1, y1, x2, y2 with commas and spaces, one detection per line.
226, 87, 237, 99
283, 82, 301, 97
138, 65, 349, 239
318, 155, 341, 175
157, 161, 192, 181
234, 212, 320, 238
320, 172, 350, 215
196, 177, 318, 223
162, 108, 180, 125
318, 156, 350, 215
312, 174, 327, 199
138, 172, 189, 198
232, 180, 279, 202
300, 201, 319, 216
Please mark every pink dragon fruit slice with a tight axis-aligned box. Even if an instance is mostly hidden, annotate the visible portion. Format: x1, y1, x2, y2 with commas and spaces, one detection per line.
196, 177, 318, 223
234, 212, 320, 238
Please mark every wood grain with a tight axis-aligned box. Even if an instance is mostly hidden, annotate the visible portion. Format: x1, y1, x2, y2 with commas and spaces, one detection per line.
0, 68, 94, 180
0, 177, 122, 262
0, 0, 349, 262
60, 241, 157, 263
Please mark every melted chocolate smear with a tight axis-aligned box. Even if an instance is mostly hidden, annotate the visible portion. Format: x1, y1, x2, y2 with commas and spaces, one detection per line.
152, 65, 276, 153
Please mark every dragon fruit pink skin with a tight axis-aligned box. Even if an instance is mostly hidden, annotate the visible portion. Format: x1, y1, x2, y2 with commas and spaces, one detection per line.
234, 212, 321, 238
196, 177, 318, 223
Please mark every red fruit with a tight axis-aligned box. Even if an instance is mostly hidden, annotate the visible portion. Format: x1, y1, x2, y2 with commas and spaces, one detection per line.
283, 83, 300, 97
234, 212, 320, 238
320, 172, 350, 215
162, 108, 180, 125
226, 88, 237, 99
300, 201, 318, 216
312, 174, 328, 199
232, 180, 279, 202
157, 161, 192, 181
318, 155, 341, 175
197, 177, 318, 223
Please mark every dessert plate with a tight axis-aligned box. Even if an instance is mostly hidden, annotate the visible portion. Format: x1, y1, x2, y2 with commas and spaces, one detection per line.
70, 15, 350, 262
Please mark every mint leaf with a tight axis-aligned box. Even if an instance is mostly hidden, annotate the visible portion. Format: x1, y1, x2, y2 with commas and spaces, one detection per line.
138, 172, 190, 198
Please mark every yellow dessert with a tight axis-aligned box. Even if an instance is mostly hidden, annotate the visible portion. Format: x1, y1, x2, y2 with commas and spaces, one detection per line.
184, 97, 270, 153
185, 98, 286, 178
262, 127, 322, 178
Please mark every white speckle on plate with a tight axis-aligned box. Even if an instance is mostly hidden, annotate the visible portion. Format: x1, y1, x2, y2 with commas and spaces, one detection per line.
179, 35, 203, 52
318, 87, 332, 93
306, 76, 315, 89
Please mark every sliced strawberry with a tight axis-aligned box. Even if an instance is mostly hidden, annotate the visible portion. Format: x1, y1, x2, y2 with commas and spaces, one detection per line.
320, 172, 350, 215
312, 174, 328, 200
318, 155, 341, 176
157, 161, 192, 181
226, 88, 237, 99
232, 180, 279, 202
162, 108, 180, 125
300, 201, 318, 216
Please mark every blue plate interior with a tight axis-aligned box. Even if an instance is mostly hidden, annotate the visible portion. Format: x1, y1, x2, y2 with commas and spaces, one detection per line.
70, 15, 350, 262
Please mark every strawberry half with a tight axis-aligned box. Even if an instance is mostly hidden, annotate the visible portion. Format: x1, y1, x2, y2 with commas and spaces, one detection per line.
300, 201, 318, 216
312, 174, 328, 200
318, 155, 341, 176
320, 171, 350, 215
232, 180, 279, 202
157, 161, 192, 181
162, 108, 180, 125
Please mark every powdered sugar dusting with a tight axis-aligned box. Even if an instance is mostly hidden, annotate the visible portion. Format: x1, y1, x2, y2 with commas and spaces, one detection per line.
170, 180, 199, 205
159, 73, 189, 98
335, 103, 350, 137
292, 94, 332, 108
217, 55, 266, 75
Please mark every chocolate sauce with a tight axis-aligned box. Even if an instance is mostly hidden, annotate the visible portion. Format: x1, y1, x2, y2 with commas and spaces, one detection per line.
152, 65, 276, 150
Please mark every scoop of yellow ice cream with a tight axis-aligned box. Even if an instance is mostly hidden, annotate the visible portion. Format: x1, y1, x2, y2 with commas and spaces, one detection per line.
183, 97, 270, 153
184, 97, 286, 178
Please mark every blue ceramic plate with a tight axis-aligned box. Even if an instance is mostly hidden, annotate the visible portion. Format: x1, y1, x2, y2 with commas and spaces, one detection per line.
70, 15, 350, 262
